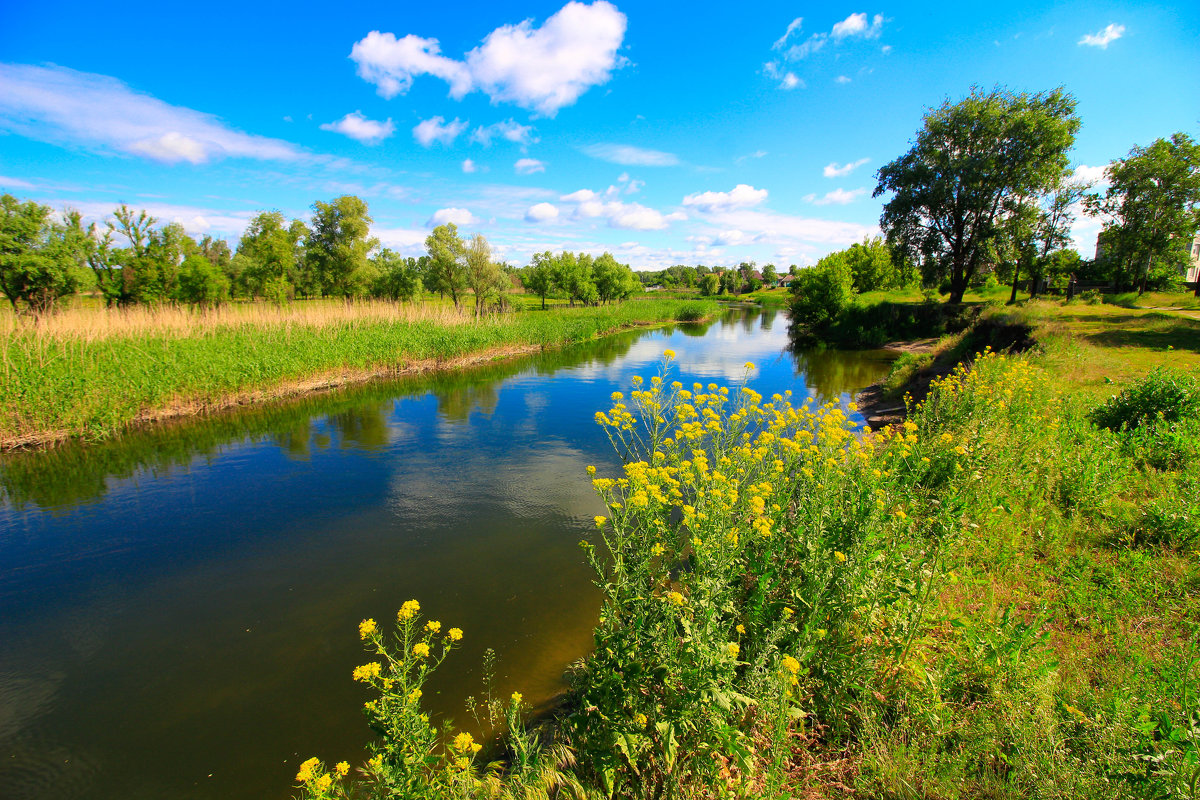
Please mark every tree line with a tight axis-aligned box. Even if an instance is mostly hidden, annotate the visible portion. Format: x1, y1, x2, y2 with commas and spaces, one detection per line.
0, 194, 640, 317
872, 86, 1199, 303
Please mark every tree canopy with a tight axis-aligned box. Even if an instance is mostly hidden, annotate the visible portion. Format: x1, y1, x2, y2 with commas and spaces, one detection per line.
875, 86, 1080, 303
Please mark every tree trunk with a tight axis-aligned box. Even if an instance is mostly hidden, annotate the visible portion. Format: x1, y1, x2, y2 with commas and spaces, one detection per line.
1009, 262, 1020, 304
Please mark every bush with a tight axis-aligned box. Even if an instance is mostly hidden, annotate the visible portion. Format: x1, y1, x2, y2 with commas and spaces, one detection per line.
1089, 368, 1200, 432
788, 259, 854, 332
673, 301, 708, 322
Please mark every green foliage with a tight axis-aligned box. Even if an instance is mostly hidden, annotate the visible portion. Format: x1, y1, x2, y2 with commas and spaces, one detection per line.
1089, 368, 1200, 432
787, 256, 855, 332
174, 253, 230, 308
0, 194, 90, 315
372, 249, 423, 302
1086, 132, 1200, 293
307, 195, 379, 298
425, 223, 468, 307
697, 273, 719, 296
877, 86, 1081, 303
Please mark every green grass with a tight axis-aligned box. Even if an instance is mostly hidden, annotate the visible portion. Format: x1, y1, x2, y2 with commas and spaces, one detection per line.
0, 298, 717, 445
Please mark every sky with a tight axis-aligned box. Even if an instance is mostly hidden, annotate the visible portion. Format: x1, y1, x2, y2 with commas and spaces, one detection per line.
1, 1, 1197, 269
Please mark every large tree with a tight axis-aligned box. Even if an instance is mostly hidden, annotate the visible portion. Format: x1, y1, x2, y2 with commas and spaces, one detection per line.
875, 87, 1080, 303
1085, 133, 1200, 294
306, 195, 378, 298
0, 195, 90, 315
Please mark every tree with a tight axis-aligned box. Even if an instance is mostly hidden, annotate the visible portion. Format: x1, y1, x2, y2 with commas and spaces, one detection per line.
237, 211, 297, 300
875, 87, 1080, 303
372, 249, 423, 302
464, 233, 507, 318
592, 252, 637, 304
1002, 175, 1084, 302
788, 257, 854, 332
523, 252, 556, 309
698, 273, 720, 296
1085, 133, 1200, 294
762, 263, 778, 285
425, 223, 468, 308
175, 253, 230, 308
842, 236, 898, 292
306, 195, 378, 298
0, 195, 90, 315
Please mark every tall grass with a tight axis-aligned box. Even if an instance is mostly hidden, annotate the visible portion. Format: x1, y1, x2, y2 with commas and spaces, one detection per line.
0, 298, 717, 445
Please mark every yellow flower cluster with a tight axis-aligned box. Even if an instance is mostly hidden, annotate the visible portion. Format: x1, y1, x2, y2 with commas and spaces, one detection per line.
352, 662, 382, 683
397, 599, 420, 621
358, 618, 377, 639
425, 620, 441, 633
296, 757, 320, 783
412, 643, 430, 658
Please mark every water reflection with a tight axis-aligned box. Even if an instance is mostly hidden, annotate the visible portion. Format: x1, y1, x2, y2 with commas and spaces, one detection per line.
0, 307, 894, 800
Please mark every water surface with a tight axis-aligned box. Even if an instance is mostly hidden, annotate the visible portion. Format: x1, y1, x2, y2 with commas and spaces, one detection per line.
0, 307, 894, 799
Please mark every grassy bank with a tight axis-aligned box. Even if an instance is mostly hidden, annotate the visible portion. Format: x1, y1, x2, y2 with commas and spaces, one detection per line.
286, 298, 1199, 799
0, 297, 716, 447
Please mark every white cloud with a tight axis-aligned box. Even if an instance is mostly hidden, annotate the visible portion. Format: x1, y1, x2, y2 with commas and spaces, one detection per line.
811, 187, 867, 205
735, 150, 768, 164
68, 200, 257, 239
514, 158, 546, 175
525, 202, 559, 222
470, 119, 537, 147
0, 175, 36, 189
581, 143, 680, 167
682, 184, 769, 213
835, 75, 852, 84
881, 45, 893, 54
773, 17, 805, 50
462, 158, 478, 173
763, 61, 804, 89
702, 207, 876, 247
832, 13, 884, 40
1070, 163, 1111, 187
412, 116, 467, 147
350, 1, 628, 117
319, 111, 395, 145
558, 189, 685, 231
373, 226, 428, 254
823, 158, 870, 178
1079, 23, 1125, 49
781, 36, 827, 60
349, 32, 472, 99
428, 207, 475, 226
0, 63, 303, 164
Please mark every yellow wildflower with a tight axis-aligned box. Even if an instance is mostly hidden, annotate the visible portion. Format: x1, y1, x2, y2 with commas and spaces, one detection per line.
408, 688, 422, 702
736, 624, 746, 634
358, 618, 377, 639
296, 757, 320, 783
725, 642, 740, 658
397, 599, 420, 621
412, 643, 430, 658
335, 762, 350, 777
834, 551, 847, 563
315, 774, 332, 792
453, 731, 476, 752
448, 627, 463, 641
595, 515, 607, 528
663, 348, 676, 359
511, 691, 523, 704
634, 712, 648, 727
367, 754, 383, 770
352, 662, 382, 682
666, 591, 685, 606
745, 362, 756, 370
425, 620, 441, 633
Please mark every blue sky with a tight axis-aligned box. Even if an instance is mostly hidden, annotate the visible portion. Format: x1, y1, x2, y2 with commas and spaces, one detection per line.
1, 1, 1197, 268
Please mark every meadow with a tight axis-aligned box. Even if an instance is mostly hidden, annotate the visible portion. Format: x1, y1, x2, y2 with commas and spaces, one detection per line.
0, 296, 715, 447
285, 293, 1200, 799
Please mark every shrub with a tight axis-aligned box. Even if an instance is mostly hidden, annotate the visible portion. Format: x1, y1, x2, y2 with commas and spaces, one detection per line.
1089, 368, 1200, 432
788, 259, 854, 332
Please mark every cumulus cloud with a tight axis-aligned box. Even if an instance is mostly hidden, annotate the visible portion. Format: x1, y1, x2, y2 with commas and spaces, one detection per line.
462, 158, 478, 173
835, 75, 852, 84
69, 200, 257, 238
350, 1, 628, 116
319, 111, 395, 144
514, 158, 546, 175
700, 207, 875, 248
413, 116, 467, 147
832, 13, 883, 40
773, 17, 805, 50
0, 63, 303, 165
470, 119, 537, 147
810, 187, 867, 205
525, 202, 559, 222
682, 184, 769, 213
1070, 163, 1111, 186
428, 207, 474, 226
374, 226, 428, 254
559, 187, 686, 230
1079, 23, 1125, 49
581, 143, 680, 166
823, 158, 869, 178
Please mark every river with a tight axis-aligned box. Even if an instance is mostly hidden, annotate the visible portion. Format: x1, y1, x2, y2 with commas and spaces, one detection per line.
0, 306, 894, 800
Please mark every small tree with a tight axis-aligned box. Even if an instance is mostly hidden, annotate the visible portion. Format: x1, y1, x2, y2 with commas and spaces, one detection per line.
464, 233, 507, 318
175, 253, 231, 308
522, 252, 555, 309
372, 249, 422, 302
425, 223, 468, 309
788, 257, 855, 332
698, 273, 720, 296
306, 195, 378, 298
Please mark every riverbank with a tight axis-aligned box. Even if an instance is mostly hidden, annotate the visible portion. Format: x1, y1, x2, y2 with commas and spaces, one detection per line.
293, 316, 1200, 799
0, 297, 716, 449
